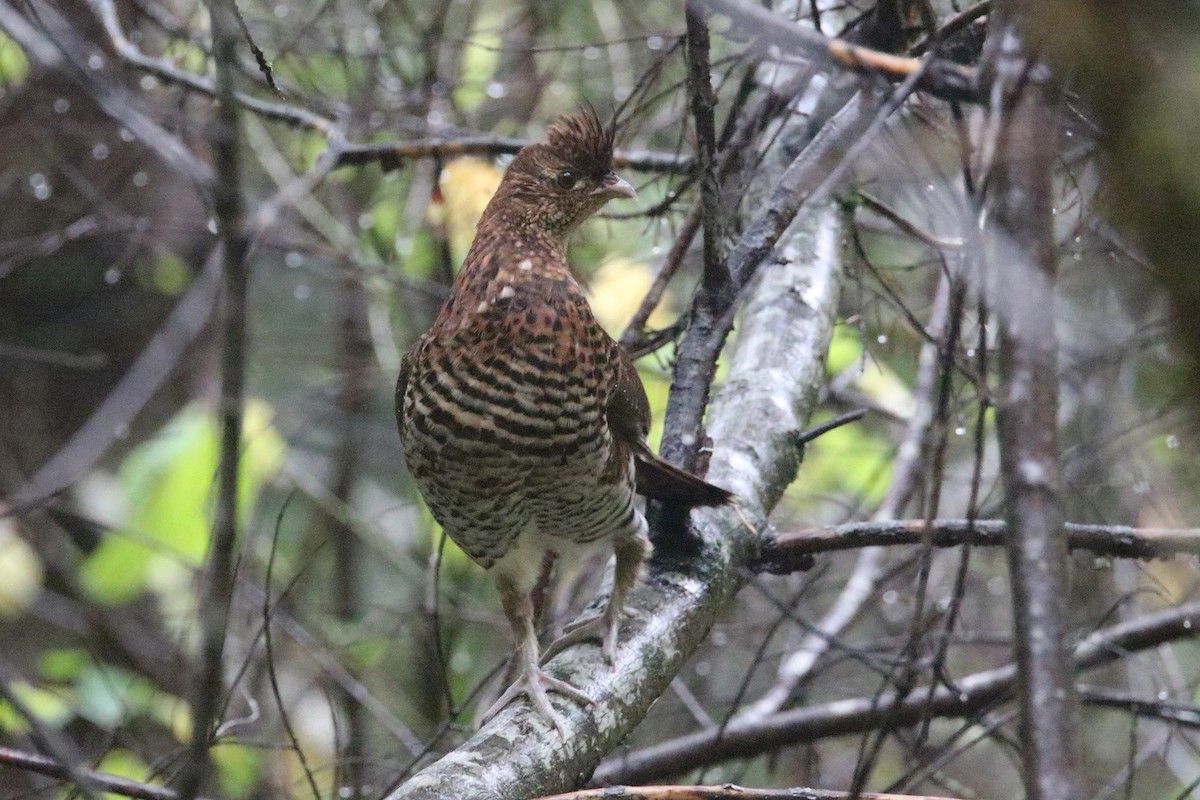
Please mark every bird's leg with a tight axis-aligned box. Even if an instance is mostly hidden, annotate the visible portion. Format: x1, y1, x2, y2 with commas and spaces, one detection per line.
481, 573, 595, 736
544, 528, 651, 664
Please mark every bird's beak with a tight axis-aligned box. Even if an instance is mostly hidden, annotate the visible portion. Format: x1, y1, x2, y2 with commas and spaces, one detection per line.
594, 173, 637, 201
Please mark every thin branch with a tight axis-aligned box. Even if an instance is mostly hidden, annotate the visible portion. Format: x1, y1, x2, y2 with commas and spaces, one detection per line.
983, 5, 1081, 797
334, 138, 692, 174
757, 520, 1200, 568
0, 661, 103, 800
0, 0, 213, 188
684, 2, 730, 303
90, 0, 332, 132
701, 0, 979, 102
592, 600, 1200, 785
0, 745, 211, 800
177, 0, 248, 796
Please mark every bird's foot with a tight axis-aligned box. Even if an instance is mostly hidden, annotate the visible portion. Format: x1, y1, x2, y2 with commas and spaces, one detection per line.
480, 664, 595, 737
543, 605, 635, 665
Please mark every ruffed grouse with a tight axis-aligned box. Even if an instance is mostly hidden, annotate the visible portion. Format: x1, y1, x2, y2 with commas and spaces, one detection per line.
395, 109, 731, 733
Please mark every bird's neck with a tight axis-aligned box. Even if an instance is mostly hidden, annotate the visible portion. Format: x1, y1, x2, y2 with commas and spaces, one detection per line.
463, 213, 573, 282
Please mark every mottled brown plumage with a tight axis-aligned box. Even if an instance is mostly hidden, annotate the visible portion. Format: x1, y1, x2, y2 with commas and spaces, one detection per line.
395, 109, 731, 734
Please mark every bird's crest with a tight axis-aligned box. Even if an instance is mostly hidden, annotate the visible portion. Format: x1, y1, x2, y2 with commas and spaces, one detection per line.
543, 107, 615, 176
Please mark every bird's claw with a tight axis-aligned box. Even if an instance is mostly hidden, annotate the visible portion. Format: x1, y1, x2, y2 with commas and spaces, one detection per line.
480, 666, 595, 737
543, 606, 637, 665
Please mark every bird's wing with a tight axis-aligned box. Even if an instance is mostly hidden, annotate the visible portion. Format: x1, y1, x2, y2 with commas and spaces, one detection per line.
607, 345, 732, 508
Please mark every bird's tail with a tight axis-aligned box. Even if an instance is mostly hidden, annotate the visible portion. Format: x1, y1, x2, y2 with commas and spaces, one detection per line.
633, 448, 732, 507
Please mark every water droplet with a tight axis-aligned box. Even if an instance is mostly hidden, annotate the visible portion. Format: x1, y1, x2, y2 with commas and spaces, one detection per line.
650, 245, 662, 255
53, 97, 70, 114
694, 660, 711, 677
1184, 619, 1193, 630
92, 143, 110, 160
207, 218, 218, 234
132, 171, 149, 188
711, 630, 727, 647
29, 172, 51, 200
954, 426, 966, 436
583, 46, 601, 60
876, 334, 888, 345
285, 251, 303, 268
140, 74, 158, 91
104, 267, 121, 284
646, 35, 665, 51
485, 81, 507, 99
1166, 434, 1180, 449
680, 432, 696, 447
357, 212, 373, 230
1158, 690, 1169, 701
87, 53, 105, 70
119, 128, 135, 142
294, 283, 312, 300
882, 589, 898, 605
966, 348, 976, 358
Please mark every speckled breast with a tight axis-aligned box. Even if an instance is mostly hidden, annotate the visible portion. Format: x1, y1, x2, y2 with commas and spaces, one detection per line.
397, 277, 638, 569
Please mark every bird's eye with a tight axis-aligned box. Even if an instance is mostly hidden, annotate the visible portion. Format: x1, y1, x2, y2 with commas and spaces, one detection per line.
555, 170, 577, 190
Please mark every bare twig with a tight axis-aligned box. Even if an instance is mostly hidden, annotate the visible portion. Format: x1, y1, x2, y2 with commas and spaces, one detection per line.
757, 520, 1200, 569
0, 745, 211, 800
739, 275, 955, 723
0, 661, 102, 800
684, 2, 730, 304
982, 5, 1081, 798
335, 138, 692, 174
176, 1, 248, 796
701, 0, 979, 102
592, 600, 1200, 785
90, 0, 331, 132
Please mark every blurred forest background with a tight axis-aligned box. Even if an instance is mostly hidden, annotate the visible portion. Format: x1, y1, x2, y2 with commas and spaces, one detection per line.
2, 0, 1200, 799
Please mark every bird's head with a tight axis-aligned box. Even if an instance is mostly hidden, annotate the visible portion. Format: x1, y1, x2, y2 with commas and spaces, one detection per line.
480, 108, 637, 240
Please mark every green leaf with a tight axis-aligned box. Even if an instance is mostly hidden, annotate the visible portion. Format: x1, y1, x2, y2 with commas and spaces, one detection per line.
80, 400, 285, 604
0, 30, 29, 90
213, 742, 263, 798
453, 20, 501, 111
0, 518, 42, 615
39, 648, 88, 682
93, 749, 159, 800
0, 682, 72, 733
